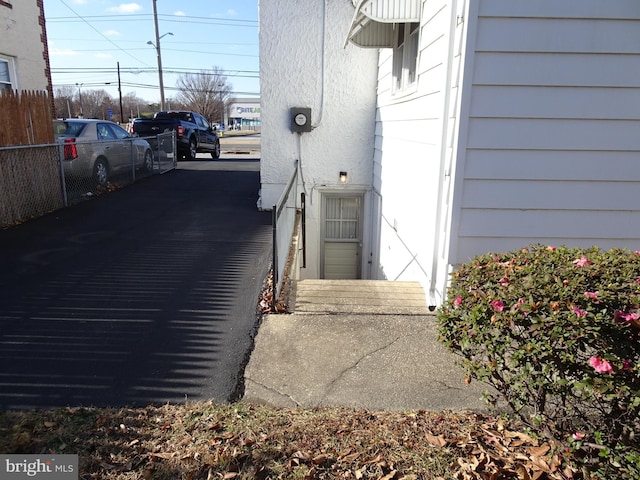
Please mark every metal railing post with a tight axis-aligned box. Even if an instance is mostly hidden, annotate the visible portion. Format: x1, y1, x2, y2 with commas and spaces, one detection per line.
57, 145, 69, 207
271, 205, 278, 312
301, 192, 306, 269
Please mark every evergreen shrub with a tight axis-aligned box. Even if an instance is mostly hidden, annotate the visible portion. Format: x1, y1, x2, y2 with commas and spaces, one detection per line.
437, 245, 640, 478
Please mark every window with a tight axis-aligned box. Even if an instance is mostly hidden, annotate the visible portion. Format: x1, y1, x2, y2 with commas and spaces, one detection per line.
0, 57, 15, 91
392, 22, 419, 93
97, 123, 113, 140
194, 113, 209, 130
108, 123, 131, 140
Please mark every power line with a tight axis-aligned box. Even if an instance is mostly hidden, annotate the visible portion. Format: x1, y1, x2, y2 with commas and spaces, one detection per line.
51, 67, 259, 77
49, 38, 258, 46
46, 13, 258, 27
47, 12, 259, 26
50, 47, 258, 58
56, 0, 151, 67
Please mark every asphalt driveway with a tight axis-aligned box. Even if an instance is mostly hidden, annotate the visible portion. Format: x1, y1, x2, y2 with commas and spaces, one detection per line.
0, 154, 271, 409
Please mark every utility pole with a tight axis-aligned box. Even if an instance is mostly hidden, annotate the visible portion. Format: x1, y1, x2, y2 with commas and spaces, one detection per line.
117, 62, 124, 123
152, 0, 166, 110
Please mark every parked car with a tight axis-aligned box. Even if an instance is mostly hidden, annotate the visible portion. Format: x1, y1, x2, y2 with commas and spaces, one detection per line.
53, 119, 154, 187
130, 111, 221, 160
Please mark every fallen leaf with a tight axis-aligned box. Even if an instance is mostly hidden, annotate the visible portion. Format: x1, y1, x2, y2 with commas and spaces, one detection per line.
380, 470, 397, 480
527, 444, 550, 457
425, 433, 447, 447
339, 452, 360, 463
515, 464, 531, 480
312, 454, 328, 465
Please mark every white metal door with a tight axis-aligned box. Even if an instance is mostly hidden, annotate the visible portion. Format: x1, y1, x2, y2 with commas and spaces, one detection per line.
322, 195, 362, 279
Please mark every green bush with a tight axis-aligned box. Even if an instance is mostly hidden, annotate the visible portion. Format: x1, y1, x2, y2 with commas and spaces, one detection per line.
437, 245, 640, 478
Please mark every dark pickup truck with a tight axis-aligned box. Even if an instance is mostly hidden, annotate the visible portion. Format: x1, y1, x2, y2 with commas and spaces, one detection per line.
131, 111, 221, 160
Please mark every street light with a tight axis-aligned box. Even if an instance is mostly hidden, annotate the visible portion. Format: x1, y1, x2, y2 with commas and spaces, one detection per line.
149, 0, 173, 110
217, 83, 225, 128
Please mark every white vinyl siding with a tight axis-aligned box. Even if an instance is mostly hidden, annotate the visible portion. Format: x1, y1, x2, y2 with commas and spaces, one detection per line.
374, 0, 457, 294
449, 1, 640, 265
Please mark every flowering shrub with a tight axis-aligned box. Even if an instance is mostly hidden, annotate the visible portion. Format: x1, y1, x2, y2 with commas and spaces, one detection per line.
437, 245, 640, 478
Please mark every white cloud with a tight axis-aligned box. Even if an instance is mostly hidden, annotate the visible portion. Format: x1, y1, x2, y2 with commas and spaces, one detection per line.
107, 3, 142, 14
50, 48, 78, 56
174, 11, 186, 16
104, 29, 120, 37
226, 9, 237, 16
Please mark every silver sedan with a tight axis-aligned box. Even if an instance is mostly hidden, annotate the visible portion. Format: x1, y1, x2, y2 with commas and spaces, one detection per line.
54, 118, 153, 187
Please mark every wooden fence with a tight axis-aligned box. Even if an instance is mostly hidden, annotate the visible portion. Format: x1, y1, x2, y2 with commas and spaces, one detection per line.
0, 90, 55, 147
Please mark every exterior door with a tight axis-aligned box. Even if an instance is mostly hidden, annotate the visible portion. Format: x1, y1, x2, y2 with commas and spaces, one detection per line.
322, 194, 362, 279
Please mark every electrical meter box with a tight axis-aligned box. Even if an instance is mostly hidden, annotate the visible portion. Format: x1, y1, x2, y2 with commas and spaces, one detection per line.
290, 107, 312, 133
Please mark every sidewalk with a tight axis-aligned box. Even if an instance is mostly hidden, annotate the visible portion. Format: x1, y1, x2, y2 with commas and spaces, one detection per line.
243, 280, 491, 411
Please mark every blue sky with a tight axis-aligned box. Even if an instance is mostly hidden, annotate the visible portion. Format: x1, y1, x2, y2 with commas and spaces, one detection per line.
44, 0, 259, 103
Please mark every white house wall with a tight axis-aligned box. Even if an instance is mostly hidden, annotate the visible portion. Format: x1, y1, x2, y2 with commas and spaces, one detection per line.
259, 0, 379, 278
374, 0, 465, 305
0, 2, 48, 91
448, 0, 640, 269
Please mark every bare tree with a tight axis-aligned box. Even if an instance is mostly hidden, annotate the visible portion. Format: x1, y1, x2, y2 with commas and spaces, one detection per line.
80, 89, 113, 119
121, 92, 148, 121
53, 86, 78, 118
175, 66, 232, 123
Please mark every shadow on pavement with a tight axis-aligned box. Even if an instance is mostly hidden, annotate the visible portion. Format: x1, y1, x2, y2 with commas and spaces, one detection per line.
0, 164, 272, 410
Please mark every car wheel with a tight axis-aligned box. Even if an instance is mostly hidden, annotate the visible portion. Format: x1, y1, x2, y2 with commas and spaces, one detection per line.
142, 149, 153, 172
211, 141, 221, 159
186, 137, 197, 160
93, 157, 109, 187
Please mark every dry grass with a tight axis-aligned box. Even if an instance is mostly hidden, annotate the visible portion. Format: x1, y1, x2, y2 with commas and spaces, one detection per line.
0, 401, 577, 479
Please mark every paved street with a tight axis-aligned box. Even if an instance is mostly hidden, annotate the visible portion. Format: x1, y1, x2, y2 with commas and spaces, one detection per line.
0, 145, 271, 410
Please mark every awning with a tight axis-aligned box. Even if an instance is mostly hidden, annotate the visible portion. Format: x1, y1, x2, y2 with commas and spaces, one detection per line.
345, 0, 421, 48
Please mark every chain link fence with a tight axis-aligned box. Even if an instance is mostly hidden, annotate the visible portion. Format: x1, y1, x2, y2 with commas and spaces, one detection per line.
1, 131, 176, 229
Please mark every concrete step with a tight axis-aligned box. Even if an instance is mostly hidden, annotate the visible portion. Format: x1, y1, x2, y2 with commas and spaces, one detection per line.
292, 279, 432, 315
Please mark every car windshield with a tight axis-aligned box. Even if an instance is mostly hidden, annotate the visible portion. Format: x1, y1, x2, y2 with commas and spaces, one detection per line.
54, 121, 87, 138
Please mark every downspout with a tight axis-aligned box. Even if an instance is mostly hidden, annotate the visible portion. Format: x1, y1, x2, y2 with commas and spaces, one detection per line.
299, 0, 327, 205
311, 0, 328, 129
428, 0, 458, 309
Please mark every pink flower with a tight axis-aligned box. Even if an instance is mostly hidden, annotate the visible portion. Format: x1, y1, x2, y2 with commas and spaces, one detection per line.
573, 308, 588, 318
453, 296, 462, 308
622, 360, 633, 372
491, 300, 504, 312
589, 356, 614, 374
572, 432, 585, 441
573, 256, 592, 267
499, 277, 509, 286
616, 311, 639, 323
584, 291, 598, 300
547, 246, 557, 251
635, 251, 640, 255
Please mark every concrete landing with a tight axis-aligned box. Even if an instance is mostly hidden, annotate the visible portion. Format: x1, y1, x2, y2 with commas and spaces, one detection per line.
243, 280, 492, 411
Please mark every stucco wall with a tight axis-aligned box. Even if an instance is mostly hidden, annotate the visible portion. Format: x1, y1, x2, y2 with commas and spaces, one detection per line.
0, 1, 49, 91
259, 0, 378, 278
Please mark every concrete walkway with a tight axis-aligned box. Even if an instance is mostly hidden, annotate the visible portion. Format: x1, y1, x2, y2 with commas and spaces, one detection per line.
243, 280, 491, 411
